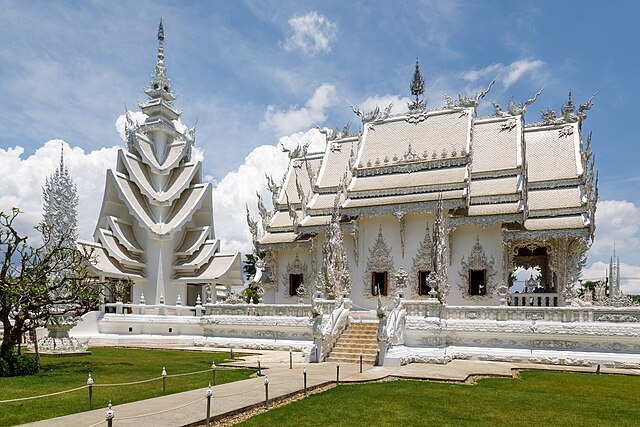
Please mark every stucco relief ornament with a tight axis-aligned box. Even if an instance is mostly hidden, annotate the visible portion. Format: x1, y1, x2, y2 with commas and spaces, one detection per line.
458, 236, 496, 301
282, 254, 309, 299
363, 226, 395, 299
256, 192, 272, 233
432, 196, 449, 301
394, 210, 407, 257
322, 195, 351, 299
395, 266, 408, 298
409, 224, 433, 299
265, 174, 281, 208
245, 205, 259, 248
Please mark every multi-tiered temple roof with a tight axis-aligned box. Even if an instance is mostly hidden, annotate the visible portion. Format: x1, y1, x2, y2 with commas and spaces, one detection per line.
83, 21, 241, 302
257, 65, 597, 248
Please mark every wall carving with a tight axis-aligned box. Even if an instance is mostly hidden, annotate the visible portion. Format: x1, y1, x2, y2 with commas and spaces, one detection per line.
408, 224, 433, 299
363, 226, 395, 299
282, 254, 309, 300
458, 236, 496, 301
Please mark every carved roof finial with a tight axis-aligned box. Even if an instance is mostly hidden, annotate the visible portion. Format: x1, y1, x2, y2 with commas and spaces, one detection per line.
408, 59, 427, 113
59, 141, 65, 173
410, 58, 425, 105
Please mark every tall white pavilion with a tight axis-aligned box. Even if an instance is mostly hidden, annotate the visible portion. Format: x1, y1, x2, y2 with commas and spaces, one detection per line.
81, 21, 242, 306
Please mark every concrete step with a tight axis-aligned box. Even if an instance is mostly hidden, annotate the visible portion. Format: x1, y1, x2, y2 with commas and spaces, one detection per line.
340, 332, 377, 339
332, 342, 377, 350
333, 342, 377, 350
337, 337, 377, 343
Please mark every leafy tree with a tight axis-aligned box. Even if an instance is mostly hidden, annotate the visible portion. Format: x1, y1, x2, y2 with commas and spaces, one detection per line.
0, 209, 98, 361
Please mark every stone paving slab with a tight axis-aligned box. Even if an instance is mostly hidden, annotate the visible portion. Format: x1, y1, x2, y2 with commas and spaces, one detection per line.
18, 349, 640, 427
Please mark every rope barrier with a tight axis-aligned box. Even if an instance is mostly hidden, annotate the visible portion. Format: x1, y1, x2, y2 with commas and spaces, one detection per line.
165, 368, 212, 378
0, 385, 89, 403
0, 366, 221, 402
93, 376, 163, 387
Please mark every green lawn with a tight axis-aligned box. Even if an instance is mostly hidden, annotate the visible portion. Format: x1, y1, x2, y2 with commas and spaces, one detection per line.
238, 371, 640, 427
0, 347, 255, 426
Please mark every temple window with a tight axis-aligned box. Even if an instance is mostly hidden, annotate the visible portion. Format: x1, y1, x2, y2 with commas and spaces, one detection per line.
371, 271, 388, 296
289, 273, 303, 296
418, 270, 432, 296
469, 269, 487, 296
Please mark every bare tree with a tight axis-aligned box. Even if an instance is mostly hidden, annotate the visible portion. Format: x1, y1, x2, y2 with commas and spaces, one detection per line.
0, 208, 98, 359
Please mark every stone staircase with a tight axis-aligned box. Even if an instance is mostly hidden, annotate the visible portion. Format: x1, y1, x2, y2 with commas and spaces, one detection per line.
326, 321, 378, 364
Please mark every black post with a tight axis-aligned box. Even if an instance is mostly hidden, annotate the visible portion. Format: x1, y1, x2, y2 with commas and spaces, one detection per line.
303, 367, 307, 395
258, 359, 261, 376
336, 362, 340, 385
315, 346, 318, 363
289, 349, 293, 369
359, 352, 363, 373
230, 348, 234, 360
264, 377, 269, 407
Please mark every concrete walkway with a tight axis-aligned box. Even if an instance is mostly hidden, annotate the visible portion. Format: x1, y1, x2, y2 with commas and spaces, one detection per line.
19, 348, 640, 427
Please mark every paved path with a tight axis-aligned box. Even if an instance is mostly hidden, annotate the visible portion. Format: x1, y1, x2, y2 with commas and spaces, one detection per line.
19, 348, 640, 427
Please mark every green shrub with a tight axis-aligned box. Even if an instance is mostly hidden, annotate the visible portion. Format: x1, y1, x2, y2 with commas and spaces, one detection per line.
242, 287, 260, 304
0, 350, 40, 377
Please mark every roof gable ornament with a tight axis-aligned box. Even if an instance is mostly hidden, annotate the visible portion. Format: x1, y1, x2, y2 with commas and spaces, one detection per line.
347, 101, 393, 124
539, 91, 597, 126
408, 59, 427, 113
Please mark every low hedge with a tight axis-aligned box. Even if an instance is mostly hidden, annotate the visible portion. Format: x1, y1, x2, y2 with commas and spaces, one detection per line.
0, 350, 39, 377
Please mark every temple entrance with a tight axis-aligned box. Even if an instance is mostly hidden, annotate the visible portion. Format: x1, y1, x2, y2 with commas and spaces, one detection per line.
509, 246, 558, 307
187, 284, 203, 306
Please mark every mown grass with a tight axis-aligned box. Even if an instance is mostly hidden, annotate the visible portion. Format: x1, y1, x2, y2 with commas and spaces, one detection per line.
0, 347, 255, 426
238, 370, 640, 427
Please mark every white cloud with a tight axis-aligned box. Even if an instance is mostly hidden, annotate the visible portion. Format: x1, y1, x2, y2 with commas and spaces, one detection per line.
461, 59, 544, 88
590, 200, 640, 260
0, 140, 119, 243
213, 128, 326, 255
358, 95, 411, 116
582, 261, 640, 295
262, 83, 337, 136
283, 11, 338, 54
114, 111, 147, 142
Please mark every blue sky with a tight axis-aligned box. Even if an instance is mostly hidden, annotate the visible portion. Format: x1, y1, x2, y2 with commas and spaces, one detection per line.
1, 1, 640, 291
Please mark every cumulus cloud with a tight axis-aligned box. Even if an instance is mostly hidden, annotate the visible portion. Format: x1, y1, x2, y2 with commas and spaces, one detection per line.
213, 128, 326, 255
590, 200, 640, 260
283, 11, 338, 54
262, 83, 337, 136
461, 59, 544, 88
582, 261, 640, 295
0, 140, 119, 243
358, 95, 411, 116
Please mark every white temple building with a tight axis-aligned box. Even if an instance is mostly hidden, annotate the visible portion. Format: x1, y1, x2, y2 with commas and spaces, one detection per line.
73, 25, 640, 369
79, 21, 242, 312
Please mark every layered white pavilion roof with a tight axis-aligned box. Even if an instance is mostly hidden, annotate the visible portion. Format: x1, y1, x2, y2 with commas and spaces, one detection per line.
257, 87, 597, 247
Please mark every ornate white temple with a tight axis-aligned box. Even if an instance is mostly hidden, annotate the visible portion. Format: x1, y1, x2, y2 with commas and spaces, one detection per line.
74, 27, 640, 369
79, 22, 242, 310
252, 65, 598, 310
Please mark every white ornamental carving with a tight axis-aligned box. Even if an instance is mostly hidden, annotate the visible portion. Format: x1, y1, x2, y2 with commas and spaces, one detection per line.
363, 226, 395, 298
408, 223, 433, 299
282, 254, 309, 300
458, 236, 496, 300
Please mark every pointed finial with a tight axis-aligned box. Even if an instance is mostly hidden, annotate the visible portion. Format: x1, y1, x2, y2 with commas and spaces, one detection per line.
410, 58, 425, 104
158, 19, 165, 41
59, 142, 65, 172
